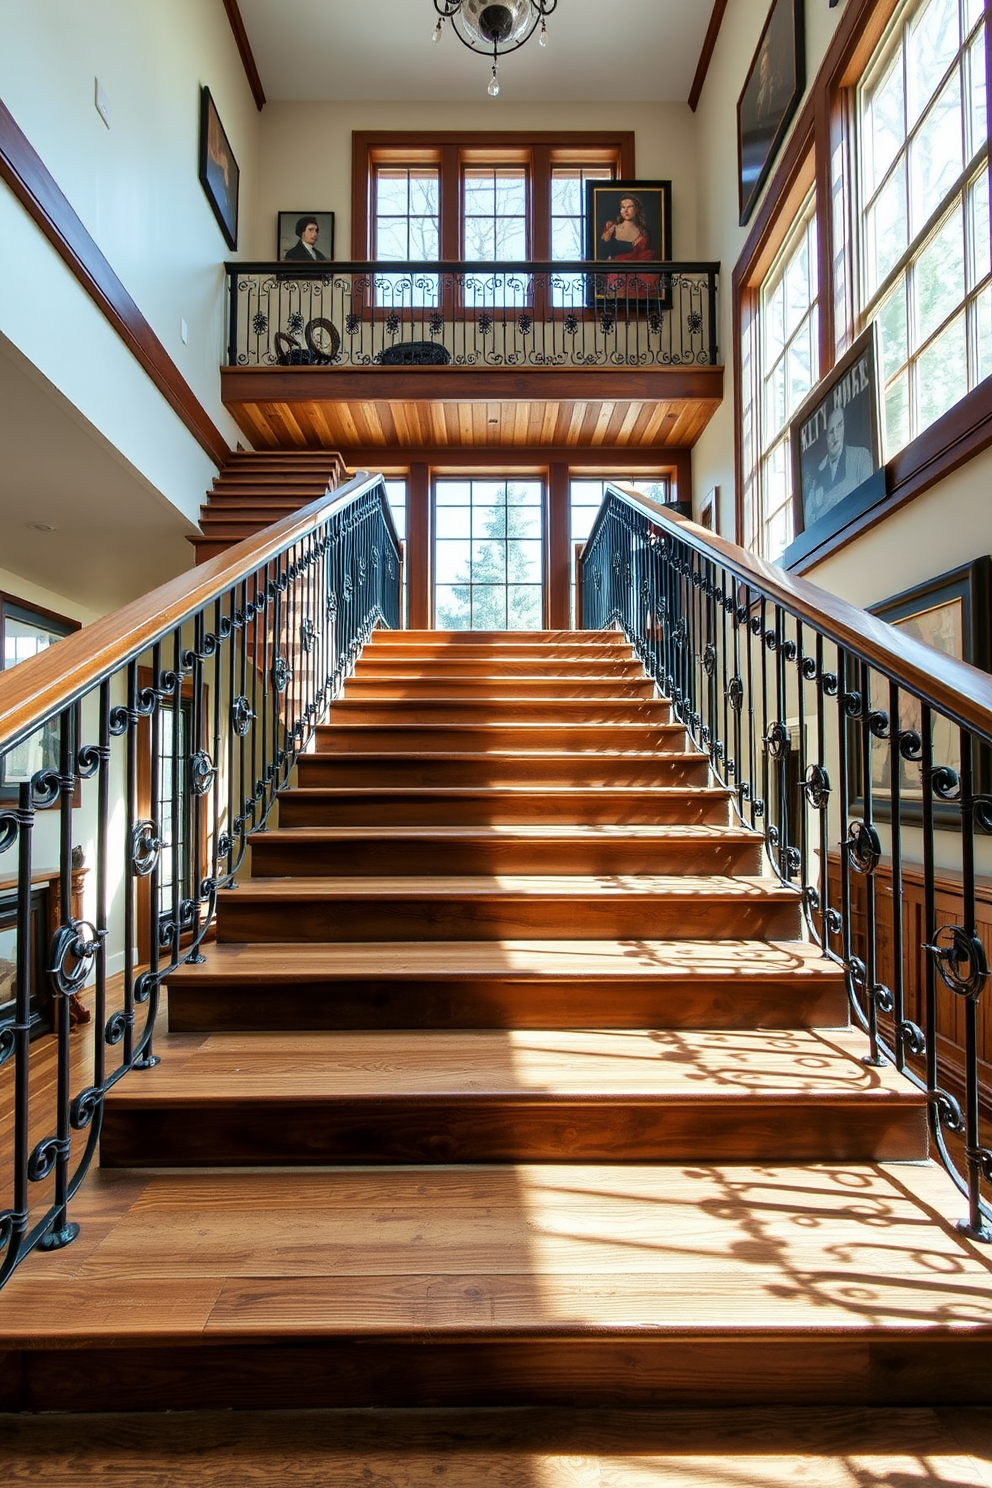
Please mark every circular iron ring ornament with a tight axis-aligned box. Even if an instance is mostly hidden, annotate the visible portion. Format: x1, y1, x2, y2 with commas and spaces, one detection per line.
926, 923, 989, 1001
727, 675, 744, 713
845, 820, 882, 875
231, 695, 255, 738
48, 920, 100, 998
130, 819, 162, 879
803, 763, 831, 810
764, 720, 789, 761
189, 750, 217, 796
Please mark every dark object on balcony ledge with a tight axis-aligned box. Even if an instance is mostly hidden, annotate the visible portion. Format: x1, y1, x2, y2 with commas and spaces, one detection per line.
274, 318, 341, 366
376, 341, 451, 366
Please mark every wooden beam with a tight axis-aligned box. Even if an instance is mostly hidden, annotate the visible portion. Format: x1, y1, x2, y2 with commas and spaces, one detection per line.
222, 0, 266, 111
688, 0, 729, 112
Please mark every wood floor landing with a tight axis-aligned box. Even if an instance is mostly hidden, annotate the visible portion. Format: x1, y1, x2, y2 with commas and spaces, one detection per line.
3, 1406, 990, 1487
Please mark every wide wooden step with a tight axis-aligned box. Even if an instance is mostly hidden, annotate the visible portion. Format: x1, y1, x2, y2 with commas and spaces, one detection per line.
312, 721, 683, 753
165, 937, 849, 1032
278, 785, 735, 827
250, 823, 761, 877
353, 656, 649, 677
98, 1028, 925, 1167
328, 698, 673, 726
215, 874, 802, 943
8, 1161, 986, 1413
295, 749, 709, 788
342, 675, 657, 699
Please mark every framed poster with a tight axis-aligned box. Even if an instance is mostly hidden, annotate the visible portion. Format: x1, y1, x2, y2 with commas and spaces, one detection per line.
277, 212, 335, 263
199, 86, 239, 251
790, 326, 884, 538
737, 0, 805, 225
585, 180, 672, 310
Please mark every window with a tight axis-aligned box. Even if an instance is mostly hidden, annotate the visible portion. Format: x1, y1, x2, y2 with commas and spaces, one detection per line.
383, 478, 408, 627
569, 478, 672, 626
356, 132, 631, 267
434, 478, 543, 630
741, 188, 820, 559
0, 594, 78, 797
857, 0, 989, 452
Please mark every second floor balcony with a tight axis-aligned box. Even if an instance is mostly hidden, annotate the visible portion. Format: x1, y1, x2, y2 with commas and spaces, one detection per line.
221, 260, 723, 456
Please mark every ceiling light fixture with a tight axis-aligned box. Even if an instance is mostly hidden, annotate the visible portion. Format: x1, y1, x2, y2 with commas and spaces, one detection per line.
432, 1, 557, 97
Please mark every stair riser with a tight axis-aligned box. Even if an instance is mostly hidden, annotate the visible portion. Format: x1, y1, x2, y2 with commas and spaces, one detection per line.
295, 754, 709, 787
12, 1337, 988, 1412
330, 702, 672, 725
100, 1099, 927, 1168
343, 679, 657, 699
314, 725, 681, 753
166, 977, 850, 1033
216, 897, 801, 943
249, 836, 760, 877
278, 792, 734, 827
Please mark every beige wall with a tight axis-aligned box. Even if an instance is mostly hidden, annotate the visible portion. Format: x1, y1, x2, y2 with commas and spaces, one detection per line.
252, 100, 698, 260
0, 0, 262, 508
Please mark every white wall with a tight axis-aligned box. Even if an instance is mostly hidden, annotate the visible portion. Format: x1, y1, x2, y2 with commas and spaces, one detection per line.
0, 0, 261, 496
253, 100, 699, 260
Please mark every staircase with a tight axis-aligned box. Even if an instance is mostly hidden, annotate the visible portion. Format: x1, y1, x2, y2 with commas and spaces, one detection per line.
190, 449, 348, 563
4, 628, 992, 1416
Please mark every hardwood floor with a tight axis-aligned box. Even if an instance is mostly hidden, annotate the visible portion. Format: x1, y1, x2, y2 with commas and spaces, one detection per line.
2, 628, 991, 1419
1, 1407, 991, 1486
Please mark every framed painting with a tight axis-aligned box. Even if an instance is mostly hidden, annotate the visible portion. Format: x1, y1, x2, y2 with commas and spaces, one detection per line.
277, 211, 335, 264
790, 325, 884, 541
199, 86, 239, 251
584, 179, 672, 311
737, 0, 805, 225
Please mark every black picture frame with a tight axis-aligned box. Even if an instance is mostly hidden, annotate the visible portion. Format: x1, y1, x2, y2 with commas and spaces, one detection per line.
737, 0, 805, 226
584, 179, 673, 311
787, 325, 885, 553
199, 86, 239, 252
277, 211, 335, 264
849, 558, 992, 826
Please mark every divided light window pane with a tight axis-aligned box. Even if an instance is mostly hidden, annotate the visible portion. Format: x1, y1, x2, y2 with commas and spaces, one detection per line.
374, 166, 441, 308
755, 190, 819, 559
462, 167, 528, 308
858, 0, 988, 451
550, 165, 613, 308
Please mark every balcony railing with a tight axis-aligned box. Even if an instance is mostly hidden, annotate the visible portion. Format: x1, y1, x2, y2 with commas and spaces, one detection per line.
225, 259, 720, 370
582, 485, 992, 1242
0, 474, 400, 1288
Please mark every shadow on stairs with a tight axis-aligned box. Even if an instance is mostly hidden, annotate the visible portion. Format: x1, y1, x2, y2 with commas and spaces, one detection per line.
2, 629, 991, 1441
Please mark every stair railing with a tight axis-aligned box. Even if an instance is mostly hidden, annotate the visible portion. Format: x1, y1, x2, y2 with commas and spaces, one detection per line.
0, 472, 400, 1288
582, 483, 992, 1241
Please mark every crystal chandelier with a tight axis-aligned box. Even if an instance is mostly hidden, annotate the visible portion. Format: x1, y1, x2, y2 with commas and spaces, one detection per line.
432, 1, 558, 96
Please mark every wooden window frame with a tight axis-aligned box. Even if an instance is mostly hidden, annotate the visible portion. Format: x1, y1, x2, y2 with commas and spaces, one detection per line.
733, 0, 992, 572
353, 131, 634, 322
0, 592, 82, 806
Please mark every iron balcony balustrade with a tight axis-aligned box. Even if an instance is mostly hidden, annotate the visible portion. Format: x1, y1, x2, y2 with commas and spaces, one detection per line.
582, 485, 992, 1243
0, 473, 400, 1288
225, 258, 720, 369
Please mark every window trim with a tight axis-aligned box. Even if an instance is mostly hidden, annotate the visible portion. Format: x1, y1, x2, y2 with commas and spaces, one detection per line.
352, 131, 636, 261
732, 0, 992, 572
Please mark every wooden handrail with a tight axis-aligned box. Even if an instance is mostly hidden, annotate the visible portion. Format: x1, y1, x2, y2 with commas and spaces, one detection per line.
602, 482, 992, 744
0, 471, 387, 758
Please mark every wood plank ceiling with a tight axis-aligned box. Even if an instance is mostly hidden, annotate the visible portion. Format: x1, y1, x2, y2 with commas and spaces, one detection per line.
220, 366, 724, 457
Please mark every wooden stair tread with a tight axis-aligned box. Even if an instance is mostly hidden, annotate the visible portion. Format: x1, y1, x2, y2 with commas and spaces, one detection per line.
3, 1163, 986, 1338
225, 873, 795, 901
254, 824, 758, 844
105, 1027, 916, 1101
166, 936, 842, 983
